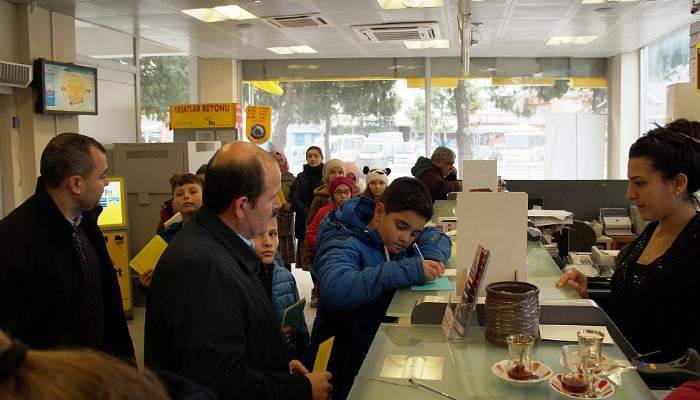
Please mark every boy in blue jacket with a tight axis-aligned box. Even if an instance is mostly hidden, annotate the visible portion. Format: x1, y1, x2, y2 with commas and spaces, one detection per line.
310, 177, 451, 400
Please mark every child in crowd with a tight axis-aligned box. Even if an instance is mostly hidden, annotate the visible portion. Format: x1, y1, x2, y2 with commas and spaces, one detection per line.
305, 176, 357, 261
306, 159, 346, 228
140, 173, 203, 289
253, 218, 310, 365
303, 158, 345, 306
310, 177, 451, 400
271, 148, 297, 270
290, 146, 324, 270
362, 166, 390, 202
343, 161, 364, 195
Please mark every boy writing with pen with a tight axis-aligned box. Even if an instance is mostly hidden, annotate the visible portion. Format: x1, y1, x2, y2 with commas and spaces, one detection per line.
308, 177, 452, 400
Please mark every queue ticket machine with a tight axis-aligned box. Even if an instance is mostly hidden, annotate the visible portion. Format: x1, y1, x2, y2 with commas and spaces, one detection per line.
97, 177, 133, 318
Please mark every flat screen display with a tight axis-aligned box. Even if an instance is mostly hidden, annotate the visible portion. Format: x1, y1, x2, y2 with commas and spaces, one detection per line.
98, 178, 126, 229
35, 59, 98, 115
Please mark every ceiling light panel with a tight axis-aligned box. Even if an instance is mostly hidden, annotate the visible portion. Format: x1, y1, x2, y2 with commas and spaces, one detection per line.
546, 36, 598, 45
267, 46, 318, 54
404, 39, 449, 49
581, 0, 638, 3
182, 8, 229, 22
376, 0, 444, 9
213, 5, 257, 20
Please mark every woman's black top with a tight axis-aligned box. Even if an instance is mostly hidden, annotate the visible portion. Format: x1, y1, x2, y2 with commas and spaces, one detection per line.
607, 212, 700, 362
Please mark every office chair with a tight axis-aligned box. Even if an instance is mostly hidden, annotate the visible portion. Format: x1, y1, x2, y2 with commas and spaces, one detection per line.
570, 220, 597, 253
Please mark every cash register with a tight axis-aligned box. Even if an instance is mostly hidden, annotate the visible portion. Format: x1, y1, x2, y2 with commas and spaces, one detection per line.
600, 208, 634, 236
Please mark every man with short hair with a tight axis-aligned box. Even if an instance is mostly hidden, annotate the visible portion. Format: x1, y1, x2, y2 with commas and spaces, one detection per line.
0, 133, 134, 360
145, 141, 333, 400
410, 146, 462, 202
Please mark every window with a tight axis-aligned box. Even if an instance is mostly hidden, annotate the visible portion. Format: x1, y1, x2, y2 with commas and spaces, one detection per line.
243, 79, 425, 178
139, 44, 192, 143
429, 79, 608, 179
242, 57, 608, 180
641, 27, 691, 133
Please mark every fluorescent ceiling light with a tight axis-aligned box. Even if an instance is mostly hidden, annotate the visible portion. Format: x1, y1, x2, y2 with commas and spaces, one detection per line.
289, 45, 317, 54
376, 0, 444, 9
404, 39, 450, 49
213, 5, 257, 20
267, 46, 317, 55
581, 0, 637, 3
546, 36, 598, 45
182, 8, 229, 22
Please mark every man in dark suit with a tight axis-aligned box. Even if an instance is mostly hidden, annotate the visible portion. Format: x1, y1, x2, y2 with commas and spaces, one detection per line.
145, 141, 332, 400
0, 133, 134, 360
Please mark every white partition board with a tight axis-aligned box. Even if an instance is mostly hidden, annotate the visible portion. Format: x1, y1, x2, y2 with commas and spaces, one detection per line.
461, 160, 497, 192
456, 191, 528, 296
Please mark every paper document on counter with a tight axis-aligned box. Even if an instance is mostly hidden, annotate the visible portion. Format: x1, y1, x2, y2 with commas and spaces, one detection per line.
528, 210, 574, 227
540, 325, 613, 344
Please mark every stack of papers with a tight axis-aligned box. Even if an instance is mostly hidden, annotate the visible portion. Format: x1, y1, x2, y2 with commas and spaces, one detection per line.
540, 325, 614, 344
528, 210, 574, 227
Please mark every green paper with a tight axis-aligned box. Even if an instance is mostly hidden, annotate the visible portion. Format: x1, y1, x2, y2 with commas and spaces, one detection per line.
411, 276, 454, 291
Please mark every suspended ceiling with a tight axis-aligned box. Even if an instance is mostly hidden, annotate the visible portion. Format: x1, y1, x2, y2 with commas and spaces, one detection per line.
9, 0, 700, 59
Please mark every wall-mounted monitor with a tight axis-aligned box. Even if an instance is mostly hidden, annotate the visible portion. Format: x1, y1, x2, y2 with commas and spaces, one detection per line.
33, 58, 98, 115
98, 177, 127, 229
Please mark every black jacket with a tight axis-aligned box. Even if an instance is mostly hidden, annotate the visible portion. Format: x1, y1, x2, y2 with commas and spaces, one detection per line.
410, 156, 459, 203
0, 179, 134, 360
607, 212, 700, 362
144, 208, 311, 400
290, 163, 323, 239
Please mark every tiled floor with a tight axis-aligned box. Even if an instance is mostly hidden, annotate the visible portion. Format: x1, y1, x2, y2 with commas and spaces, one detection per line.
127, 266, 317, 370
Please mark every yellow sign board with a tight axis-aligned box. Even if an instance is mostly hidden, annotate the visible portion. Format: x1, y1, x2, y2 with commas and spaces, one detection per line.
246, 105, 272, 144
104, 231, 132, 313
170, 103, 238, 129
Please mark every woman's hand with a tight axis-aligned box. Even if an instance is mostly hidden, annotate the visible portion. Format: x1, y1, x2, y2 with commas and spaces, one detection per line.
283, 202, 293, 212
556, 269, 588, 298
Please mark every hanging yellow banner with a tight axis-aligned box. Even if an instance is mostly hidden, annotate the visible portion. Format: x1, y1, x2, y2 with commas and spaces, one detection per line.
246, 105, 272, 144
170, 103, 238, 129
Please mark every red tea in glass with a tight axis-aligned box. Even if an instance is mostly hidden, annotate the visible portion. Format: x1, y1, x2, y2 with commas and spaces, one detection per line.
561, 374, 587, 394
507, 361, 533, 380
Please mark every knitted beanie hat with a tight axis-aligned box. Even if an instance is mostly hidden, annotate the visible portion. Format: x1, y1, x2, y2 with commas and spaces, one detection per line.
328, 176, 357, 197
363, 166, 391, 185
323, 159, 345, 183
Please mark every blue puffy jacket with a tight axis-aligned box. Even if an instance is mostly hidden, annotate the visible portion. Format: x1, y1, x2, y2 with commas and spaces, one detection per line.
270, 253, 311, 366
309, 196, 451, 399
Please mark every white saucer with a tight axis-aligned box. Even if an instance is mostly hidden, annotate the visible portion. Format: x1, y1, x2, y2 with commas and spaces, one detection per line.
491, 360, 553, 384
548, 374, 615, 399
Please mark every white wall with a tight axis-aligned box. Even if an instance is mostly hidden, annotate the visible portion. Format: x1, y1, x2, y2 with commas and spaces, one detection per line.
79, 67, 137, 144
607, 51, 640, 179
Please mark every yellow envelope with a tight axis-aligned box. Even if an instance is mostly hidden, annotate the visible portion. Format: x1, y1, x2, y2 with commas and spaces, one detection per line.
313, 337, 335, 373
129, 235, 168, 275
277, 190, 286, 204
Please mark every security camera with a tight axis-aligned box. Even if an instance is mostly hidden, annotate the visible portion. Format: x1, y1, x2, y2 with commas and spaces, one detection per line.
693, 0, 700, 15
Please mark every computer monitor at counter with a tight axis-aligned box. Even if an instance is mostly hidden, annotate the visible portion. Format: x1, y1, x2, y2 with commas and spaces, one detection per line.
506, 180, 631, 221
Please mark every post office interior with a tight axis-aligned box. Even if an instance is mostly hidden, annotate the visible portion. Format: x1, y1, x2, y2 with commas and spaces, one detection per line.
1, 0, 700, 399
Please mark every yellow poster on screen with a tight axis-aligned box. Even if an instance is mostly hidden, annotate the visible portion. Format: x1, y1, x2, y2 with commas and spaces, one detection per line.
170, 103, 238, 129
246, 105, 272, 144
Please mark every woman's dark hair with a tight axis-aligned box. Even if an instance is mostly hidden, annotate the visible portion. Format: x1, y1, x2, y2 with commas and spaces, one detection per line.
203, 154, 267, 214
170, 173, 203, 195
380, 177, 433, 221
306, 146, 324, 161
630, 119, 700, 203
40, 133, 106, 188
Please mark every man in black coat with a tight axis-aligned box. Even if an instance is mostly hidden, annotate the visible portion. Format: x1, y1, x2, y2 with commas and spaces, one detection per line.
145, 141, 332, 400
0, 133, 134, 360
